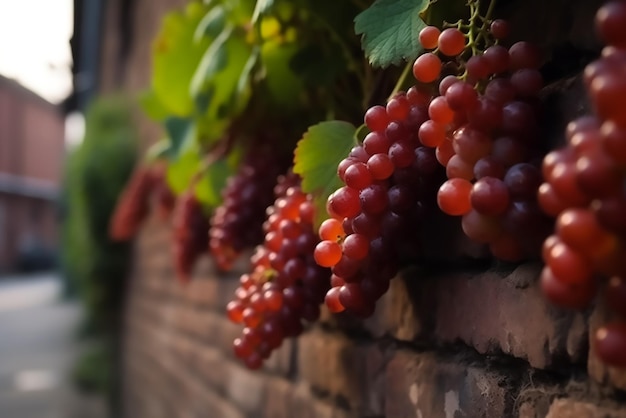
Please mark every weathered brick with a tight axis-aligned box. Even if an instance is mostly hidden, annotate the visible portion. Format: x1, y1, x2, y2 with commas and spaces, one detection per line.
385, 350, 511, 418
546, 399, 626, 418
364, 273, 423, 341
291, 383, 353, 418
411, 263, 585, 369
263, 377, 294, 418
263, 338, 295, 376
298, 330, 387, 416
224, 362, 267, 414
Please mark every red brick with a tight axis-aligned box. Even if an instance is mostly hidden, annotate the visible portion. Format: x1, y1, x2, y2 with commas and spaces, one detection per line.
224, 362, 267, 414
545, 399, 626, 418
416, 264, 587, 368
298, 329, 387, 416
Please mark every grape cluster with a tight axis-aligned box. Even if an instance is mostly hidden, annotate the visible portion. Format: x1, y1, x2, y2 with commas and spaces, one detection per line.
315, 88, 444, 317
172, 191, 210, 283
151, 163, 176, 221
538, 1, 626, 368
109, 165, 156, 241
226, 173, 330, 369
209, 152, 286, 271
412, 22, 552, 261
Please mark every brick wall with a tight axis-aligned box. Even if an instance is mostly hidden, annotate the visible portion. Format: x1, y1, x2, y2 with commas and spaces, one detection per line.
108, 0, 626, 416
122, 216, 626, 418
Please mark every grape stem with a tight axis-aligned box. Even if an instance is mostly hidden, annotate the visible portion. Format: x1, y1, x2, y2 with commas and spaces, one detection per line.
387, 60, 413, 102
465, 0, 499, 55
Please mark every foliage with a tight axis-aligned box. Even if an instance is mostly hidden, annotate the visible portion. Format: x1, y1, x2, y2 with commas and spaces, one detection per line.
139, 0, 389, 212
71, 342, 112, 394
354, 0, 428, 68
293, 121, 357, 227
60, 95, 137, 394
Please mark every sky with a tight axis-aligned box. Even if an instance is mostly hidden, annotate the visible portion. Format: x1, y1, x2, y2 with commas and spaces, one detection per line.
0, 0, 73, 104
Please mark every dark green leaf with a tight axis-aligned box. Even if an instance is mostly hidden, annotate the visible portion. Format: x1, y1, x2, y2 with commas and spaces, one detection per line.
289, 43, 346, 87
164, 117, 195, 159
293, 121, 357, 226
354, 0, 429, 68
261, 39, 303, 106
194, 5, 226, 42
236, 46, 259, 100
190, 25, 233, 97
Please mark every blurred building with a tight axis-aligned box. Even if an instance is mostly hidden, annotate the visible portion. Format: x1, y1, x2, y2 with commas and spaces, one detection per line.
0, 75, 64, 272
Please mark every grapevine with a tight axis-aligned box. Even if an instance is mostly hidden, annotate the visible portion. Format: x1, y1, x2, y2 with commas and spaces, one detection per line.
209, 148, 290, 271
103, 0, 626, 373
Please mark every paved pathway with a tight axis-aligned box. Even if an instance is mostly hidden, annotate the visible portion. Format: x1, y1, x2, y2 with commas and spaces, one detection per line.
0, 273, 106, 418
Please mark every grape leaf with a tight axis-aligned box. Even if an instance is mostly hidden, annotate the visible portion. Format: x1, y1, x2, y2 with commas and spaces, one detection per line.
293, 121, 357, 226
252, 0, 274, 23
194, 159, 232, 208
138, 89, 169, 121
166, 145, 202, 196
190, 26, 232, 97
152, 4, 211, 117
193, 5, 226, 42
354, 0, 429, 68
164, 117, 195, 159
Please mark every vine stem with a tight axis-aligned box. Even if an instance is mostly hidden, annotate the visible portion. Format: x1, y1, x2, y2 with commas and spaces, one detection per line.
387, 60, 413, 102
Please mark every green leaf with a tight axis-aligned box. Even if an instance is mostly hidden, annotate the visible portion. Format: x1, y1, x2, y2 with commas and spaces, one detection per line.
194, 5, 226, 42
261, 39, 304, 106
152, 4, 212, 117
194, 159, 232, 208
252, 0, 274, 23
236, 46, 259, 100
195, 35, 254, 143
145, 139, 172, 162
293, 121, 357, 226
137, 89, 169, 121
354, 0, 429, 68
190, 25, 233, 97
166, 143, 201, 195
164, 117, 195, 159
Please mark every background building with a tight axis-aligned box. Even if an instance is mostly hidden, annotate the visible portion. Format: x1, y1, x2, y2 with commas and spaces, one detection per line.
0, 75, 64, 272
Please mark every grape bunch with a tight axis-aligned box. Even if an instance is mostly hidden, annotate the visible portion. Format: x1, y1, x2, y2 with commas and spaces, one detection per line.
209, 151, 287, 271
172, 191, 210, 284
109, 165, 156, 241
226, 173, 330, 369
538, 1, 626, 368
315, 88, 444, 317
412, 20, 552, 261
151, 163, 176, 221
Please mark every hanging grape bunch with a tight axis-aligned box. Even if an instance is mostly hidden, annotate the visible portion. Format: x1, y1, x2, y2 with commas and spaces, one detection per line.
226, 173, 331, 369
315, 90, 445, 317
109, 165, 157, 241
314, 0, 555, 317
209, 148, 290, 271
538, 1, 626, 368
171, 191, 210, 283
151, 163, 176, 221
413, 5, 554, 262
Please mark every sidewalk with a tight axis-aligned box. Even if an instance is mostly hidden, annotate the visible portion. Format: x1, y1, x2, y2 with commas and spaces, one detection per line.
0, 273, 107, 418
